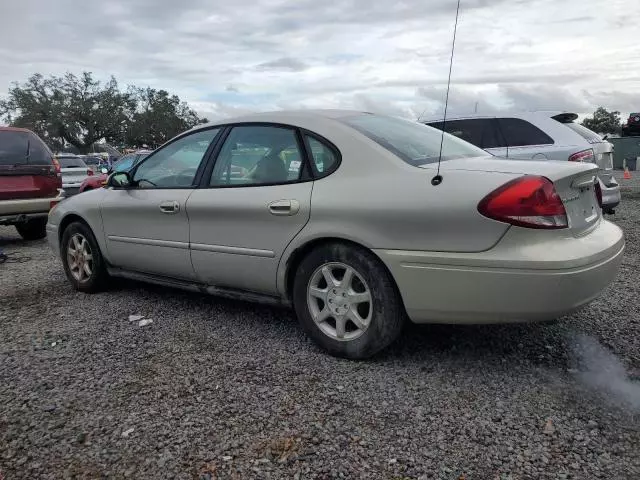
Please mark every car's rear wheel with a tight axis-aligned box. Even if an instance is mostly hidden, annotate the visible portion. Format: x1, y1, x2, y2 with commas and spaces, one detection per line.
293, 242, 405, 359
15, 218, 47, 240
60, 222, 109, 292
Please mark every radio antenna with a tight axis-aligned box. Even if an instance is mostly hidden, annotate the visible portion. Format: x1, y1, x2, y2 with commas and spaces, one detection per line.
432, 0, 462, 187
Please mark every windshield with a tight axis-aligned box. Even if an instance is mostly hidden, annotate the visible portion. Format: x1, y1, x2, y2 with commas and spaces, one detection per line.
341, 114, 488, 166
59, 157, 87, 168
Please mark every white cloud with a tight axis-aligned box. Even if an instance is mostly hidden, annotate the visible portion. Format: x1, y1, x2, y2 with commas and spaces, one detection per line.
1, 0, 639, 121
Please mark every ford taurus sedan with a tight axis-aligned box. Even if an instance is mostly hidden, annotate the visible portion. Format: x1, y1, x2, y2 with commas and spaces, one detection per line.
46, 110, 624, 359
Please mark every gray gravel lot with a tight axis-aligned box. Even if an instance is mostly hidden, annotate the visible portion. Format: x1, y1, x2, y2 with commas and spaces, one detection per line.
1, 173, 639, 479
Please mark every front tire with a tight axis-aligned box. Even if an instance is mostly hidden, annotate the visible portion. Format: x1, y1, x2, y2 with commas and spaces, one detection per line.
293, 243, 405, 359
15, 218, 47, 240
60, 222, 109, 292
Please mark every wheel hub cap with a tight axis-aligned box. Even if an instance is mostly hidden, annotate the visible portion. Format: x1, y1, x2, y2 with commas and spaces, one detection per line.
307, 262, 373, 341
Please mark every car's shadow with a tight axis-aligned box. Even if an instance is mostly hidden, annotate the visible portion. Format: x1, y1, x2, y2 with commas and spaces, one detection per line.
115, 279, 573, 367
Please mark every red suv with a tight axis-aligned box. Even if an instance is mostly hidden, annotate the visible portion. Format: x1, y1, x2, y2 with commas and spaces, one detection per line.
0, 127, 64, 240
622, 113, 640, 137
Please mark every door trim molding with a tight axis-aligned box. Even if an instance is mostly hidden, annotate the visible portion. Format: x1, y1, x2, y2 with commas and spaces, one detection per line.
190, 242, 275, 258
107, 235, 189, 250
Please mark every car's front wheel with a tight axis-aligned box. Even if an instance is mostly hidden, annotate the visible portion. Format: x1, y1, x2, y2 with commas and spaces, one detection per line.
293, 242, 405, 359
15, 218, 47, 240
60, 222, 109, 292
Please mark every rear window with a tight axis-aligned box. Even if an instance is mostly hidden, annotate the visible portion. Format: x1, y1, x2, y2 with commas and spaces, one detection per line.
341, 114, 487, 166
497, 118, 554, 147
59, 157, 87, 168
563, 122, 603, 144
0, 130, 52, 166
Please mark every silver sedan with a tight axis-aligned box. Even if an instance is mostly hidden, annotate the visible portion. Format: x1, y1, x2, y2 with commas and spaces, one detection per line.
46, 110, 624, 359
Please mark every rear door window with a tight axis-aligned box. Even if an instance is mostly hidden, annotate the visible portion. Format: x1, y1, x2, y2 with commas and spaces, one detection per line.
497, 118, 554, 147
429, 119, 504, 149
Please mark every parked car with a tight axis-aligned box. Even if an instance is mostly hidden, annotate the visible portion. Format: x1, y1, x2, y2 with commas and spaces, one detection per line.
56, 154, 93, 196
1, 127, 64, 240
47, 111, 624, 358
622, 112, 640, 137
424, 112, 621, 214
78, 150, 152, 193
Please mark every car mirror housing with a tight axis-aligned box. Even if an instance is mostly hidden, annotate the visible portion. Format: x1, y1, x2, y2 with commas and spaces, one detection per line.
107, 171, 132, 189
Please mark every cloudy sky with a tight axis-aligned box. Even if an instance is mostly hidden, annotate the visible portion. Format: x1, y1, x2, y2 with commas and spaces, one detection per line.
1, 0, 639, 121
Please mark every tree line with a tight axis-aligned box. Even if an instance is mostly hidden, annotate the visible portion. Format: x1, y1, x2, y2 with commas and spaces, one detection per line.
0, 72, 208, 153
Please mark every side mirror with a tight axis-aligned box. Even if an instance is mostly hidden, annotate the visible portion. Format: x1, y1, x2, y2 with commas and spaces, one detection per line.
107, 171, 132, 189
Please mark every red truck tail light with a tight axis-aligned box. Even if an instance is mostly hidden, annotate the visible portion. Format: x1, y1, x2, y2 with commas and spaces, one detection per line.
594, 181, 603, 208
569, 149, 595, 163
478, 175, 568, 229
52, 157, 61, 175
87, 169, 94, 176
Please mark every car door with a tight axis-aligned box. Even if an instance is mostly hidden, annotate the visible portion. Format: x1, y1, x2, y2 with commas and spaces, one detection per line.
187, 124, 314, 295
100, 127, 222, 280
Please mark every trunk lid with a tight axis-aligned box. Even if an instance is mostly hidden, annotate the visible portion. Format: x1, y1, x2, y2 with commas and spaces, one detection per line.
432, 157, 601, 236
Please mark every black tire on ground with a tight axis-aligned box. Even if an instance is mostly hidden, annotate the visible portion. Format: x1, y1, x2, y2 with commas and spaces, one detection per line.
15, 218, 47, 240
60, 221, 109, 293
293, 242, 405, 359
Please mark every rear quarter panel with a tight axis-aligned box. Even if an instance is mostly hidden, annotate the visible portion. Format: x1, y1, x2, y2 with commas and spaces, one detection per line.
276, 124, 517, 294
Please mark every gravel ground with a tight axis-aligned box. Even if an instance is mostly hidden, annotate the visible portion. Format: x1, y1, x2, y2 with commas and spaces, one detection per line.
1, 172, 639, 479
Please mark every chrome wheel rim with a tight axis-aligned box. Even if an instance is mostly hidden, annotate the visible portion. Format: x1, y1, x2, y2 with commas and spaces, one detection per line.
66, 233, 93, 282
307, 262, 373, 341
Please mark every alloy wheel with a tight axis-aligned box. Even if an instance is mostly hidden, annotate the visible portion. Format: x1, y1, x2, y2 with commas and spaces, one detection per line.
66, 233, 93, 282
307, 262, 373, 341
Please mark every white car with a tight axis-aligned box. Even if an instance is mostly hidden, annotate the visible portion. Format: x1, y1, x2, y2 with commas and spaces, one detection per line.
47, 111, 624, 358
56, 154, 94, 196
424, 112, 621, 213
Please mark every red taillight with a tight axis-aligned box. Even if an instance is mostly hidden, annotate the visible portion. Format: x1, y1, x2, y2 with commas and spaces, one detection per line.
52, 158, 61, 175
50, 200, 59, 210
594, 181, 603, 208
478, 176, 568, 229
569, 149, 595, 163
87, 169, 94, 176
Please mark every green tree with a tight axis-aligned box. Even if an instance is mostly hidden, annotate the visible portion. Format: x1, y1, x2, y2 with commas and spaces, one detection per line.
0, 72, 134, 153
125, 87, 207, 149
581, 107, 621, 135
0, 72, 207, 153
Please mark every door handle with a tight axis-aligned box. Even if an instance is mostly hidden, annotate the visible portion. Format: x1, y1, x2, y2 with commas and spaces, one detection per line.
159, 200, 180, 214
268, 199, 300, 216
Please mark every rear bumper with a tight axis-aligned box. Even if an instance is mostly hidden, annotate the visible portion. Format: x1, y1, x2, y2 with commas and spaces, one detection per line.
598, 173, 620, 209
375, 220, 624, 324
0, 193, 65, 221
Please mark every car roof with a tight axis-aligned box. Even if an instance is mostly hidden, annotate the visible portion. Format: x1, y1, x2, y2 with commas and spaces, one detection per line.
0, 126, 34, 133
421, 111, 578, 123
193, 109, 371, 131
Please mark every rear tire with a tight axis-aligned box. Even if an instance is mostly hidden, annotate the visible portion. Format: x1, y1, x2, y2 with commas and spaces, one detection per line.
60, 222, 109, 293
15, 218, 47, 240
293, 242, 405, 359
